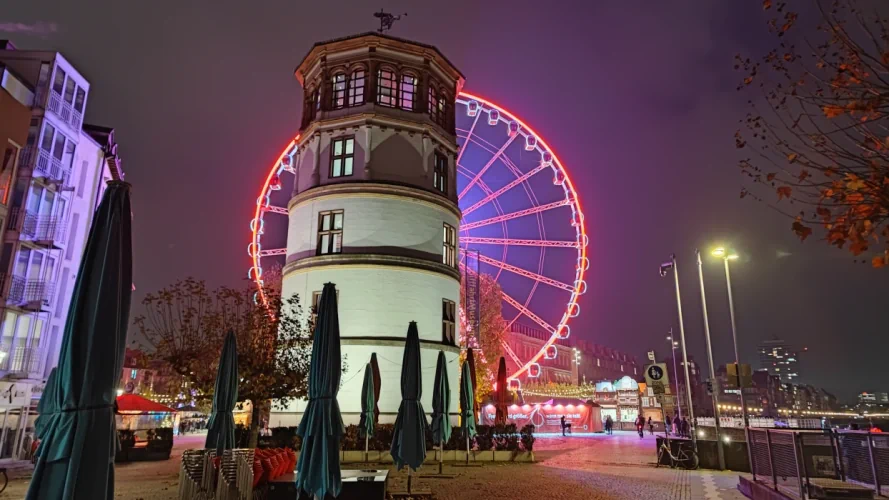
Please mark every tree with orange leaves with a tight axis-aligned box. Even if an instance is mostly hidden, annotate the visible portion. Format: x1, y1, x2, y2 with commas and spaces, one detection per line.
735, 0, 889, 267
460, 272, 507, 403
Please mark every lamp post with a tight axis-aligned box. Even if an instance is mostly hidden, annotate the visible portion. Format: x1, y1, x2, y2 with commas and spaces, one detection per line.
712, 247, 750, 428
696, 249, 726, 470
660, 255, 697, 450
666, 332, 681, 420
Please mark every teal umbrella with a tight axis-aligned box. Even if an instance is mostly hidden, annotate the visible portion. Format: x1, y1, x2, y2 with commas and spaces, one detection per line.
459, 359, 476, 464
391, 322, 427, 472
205, 330, 238, 455
34, 368, 58, 440
26, 181, 133, 500
295, 283, 343, 499
431, 350, 451, 473
359, 363, 375, 462
495, 357, 508, 425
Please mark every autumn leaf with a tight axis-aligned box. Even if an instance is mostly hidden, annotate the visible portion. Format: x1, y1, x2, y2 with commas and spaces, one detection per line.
850, 240, 869, 256
873, 255, 887, 268
823, 105, 844, 118
767, 173, 777, 182
787, 153, 798, 163
846, 174, 866, 191
798, 170, 809, 182
792, 220, 812, 241
763, 0, 772, 9
777, 186, 792, 200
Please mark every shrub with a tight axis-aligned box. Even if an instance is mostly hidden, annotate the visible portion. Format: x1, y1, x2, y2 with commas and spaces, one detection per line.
474, 425, 494, 451
520, 424, 536, 452
492, 423, 519, 451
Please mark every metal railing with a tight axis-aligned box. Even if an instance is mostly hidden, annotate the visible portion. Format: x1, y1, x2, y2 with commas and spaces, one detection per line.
748, 428, 885, 498
9, 208, 67, 246
5, 274, 55, 309
46, 90, 82, 130
0, 342, 47, 376
21, 147, 70, 186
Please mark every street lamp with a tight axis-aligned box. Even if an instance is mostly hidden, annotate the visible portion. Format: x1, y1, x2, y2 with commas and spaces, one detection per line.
666, 332, 681, 420
696, 249, 726, 470
659, 255, 697, 450
711, 247, 749, 428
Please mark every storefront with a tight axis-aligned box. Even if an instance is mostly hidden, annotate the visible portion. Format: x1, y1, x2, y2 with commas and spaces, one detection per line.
0, 381, 32, 460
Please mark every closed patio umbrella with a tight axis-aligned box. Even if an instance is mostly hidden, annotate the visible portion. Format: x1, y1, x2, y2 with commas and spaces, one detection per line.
205, 330, 238, 455
359, 362, 375, 462
295, 283, 344, 499
495, 357, 508, 425
431, 350, 451, 474
26, 181, 133, 500
459, 359, 477, 464
390, 322, 428, 491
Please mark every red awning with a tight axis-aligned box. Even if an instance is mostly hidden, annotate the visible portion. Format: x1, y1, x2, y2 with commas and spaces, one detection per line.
116, 394, 176, 414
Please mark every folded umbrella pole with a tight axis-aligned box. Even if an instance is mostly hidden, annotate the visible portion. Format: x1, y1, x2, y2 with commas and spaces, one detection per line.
457, 359, 479, 467
205, 330, 239, 456
359, 362, 376, 463
430, 351, 452, 477
390, 323, 429, 496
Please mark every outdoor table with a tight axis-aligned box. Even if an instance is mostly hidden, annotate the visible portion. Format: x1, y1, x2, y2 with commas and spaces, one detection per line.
268, 469, 389, 500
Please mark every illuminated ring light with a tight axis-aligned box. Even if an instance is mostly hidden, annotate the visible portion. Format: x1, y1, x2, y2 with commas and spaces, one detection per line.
247, 92, 588, 383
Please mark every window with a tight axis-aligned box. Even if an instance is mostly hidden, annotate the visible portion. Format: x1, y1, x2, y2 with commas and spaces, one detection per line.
399, 74, 417, 110
433, 151, 448, 195
1, 144, 18, 205
55, 268, 70, 318
348, 70, 365, 106
330, 73, 347, 109
40, 123, 55, 152
330, 137, 354, 178
74, 88, 86, 113
442, 223, 456, 267
63, 79, 76, 105
66, 214, 80, 259
52, 68, 66, 94
52, 133, 65, 161
376, 69, 397, 107
311, 289, 339, 326
442, 299, 456, 345
428, 87, 439, 123
317, 210, 344, 255
77, 160, 88, 198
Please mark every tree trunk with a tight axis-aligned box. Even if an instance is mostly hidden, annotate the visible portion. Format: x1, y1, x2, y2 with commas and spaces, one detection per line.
248, 401, 262, 449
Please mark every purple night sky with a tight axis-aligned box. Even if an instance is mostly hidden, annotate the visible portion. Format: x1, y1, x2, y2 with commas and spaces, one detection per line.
3, 0, 887, 400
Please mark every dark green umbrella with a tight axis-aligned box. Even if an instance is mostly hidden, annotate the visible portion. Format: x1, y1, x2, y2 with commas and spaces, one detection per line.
26, 181, 133, 500
431, 350, 451, 473
295, 283, 343, 499
34, 368, 58, 441
369, 353, 381, 424
205, 330, 238, 455
466, 348, 478, 401
390, 322, 427, 473
359, 362, 375, 462
495, 357, 508, 425
459, 359, 476, 464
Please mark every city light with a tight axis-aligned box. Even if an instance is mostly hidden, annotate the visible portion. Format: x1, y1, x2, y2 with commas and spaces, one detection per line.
711, 247, 739, 260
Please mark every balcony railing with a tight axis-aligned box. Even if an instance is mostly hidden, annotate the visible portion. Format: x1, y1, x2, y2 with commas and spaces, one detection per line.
46, 90, 82, 130
21, 147, 70, 185
8, 208, 67, 247
5, 275, 55, 310
0, 343, 47, 377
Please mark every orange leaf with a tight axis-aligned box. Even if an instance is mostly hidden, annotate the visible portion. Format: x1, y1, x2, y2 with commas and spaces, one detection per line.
763, 0, 772, 9
873, 255, 887, 268
767, 173, 777, 182
777, 186, 792, 200
823, 105, 844, 118
792, 220, 812, 241
850, 240, 869, 256
798, 170, 809, 182
787, 153, 798, 163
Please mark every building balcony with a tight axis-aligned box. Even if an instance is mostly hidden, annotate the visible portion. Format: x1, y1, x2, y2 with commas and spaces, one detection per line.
21, 147, 71, 187
8, 208, 67, 249
46, 89, 83, 131
0, 343, 47, 379
4, 274, 55, 312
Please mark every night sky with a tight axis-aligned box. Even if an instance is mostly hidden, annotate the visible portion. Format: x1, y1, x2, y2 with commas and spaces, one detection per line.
3, 1, 886, 401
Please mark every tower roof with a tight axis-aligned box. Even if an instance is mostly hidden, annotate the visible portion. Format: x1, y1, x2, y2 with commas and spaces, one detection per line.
294, 32, 464, 86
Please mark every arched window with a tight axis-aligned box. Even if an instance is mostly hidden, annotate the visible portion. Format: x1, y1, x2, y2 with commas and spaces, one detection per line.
376, 68, 397, 107
330, 73, 347, 109
428, 86, 439, 123
399, 73, 418, 111
348, 68, 366, 106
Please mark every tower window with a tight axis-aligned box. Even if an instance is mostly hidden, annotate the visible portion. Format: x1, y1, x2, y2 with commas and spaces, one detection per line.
442, 299, 456, 345
317, 210, 344, 255
399, 74, 417, 111
428, 87, 439, 123
330, 73, 347, 109
376, 69, 397, 107
442, 223, 456, 268
330, 137, 354, 178
433, 151, 447, 195
348, 70, 365, 106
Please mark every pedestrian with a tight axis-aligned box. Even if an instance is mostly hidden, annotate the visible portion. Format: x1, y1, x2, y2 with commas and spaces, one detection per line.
680, 417, 690, 438
665, 414, 672, 436
561, 415, 567, 437
648, 416, 654, 436
635, 415, 644, 438
605, 415, 614, 435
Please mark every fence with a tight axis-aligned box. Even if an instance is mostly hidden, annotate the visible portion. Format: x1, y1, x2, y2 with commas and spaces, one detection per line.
747, 428, 884, 498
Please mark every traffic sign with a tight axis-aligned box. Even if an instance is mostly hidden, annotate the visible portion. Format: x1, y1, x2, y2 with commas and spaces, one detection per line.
644, 363, 670, 396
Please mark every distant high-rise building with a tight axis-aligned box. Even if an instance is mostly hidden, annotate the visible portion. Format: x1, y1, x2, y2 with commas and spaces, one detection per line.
758, 337, 803, 382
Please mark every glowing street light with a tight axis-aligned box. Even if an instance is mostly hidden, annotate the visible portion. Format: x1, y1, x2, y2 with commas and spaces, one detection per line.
711, 246, 748, 428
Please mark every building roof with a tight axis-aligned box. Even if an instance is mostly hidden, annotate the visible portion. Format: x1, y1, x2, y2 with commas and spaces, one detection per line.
83, 123, 124, 180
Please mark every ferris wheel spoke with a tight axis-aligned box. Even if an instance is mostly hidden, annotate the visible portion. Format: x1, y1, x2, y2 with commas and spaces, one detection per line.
478, 254, 573, 292
460, 199, 570, 231
501, 292, 556, 334
458, 133, 519, 200
456, 112, 480, 168
264, 206, 288, 215
258, 248, 286, 257
462, 163, 548, 217
462, 236, 579, 249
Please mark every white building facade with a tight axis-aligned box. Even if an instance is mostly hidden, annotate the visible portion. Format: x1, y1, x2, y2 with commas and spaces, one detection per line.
273, 33, 465, 426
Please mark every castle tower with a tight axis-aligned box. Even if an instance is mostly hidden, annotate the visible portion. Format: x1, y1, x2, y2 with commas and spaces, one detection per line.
275, 33, 464, 425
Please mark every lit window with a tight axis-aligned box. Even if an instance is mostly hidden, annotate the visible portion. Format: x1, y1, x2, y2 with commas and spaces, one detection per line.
330, 137, 354, 178
376, 69, 397, 107
428, 87, 439, 123
40, 123, 55, 152
597, 358, 601, 367
330, 73, 347, 109
317, 210, 344, 255
399, 74, 417, 110
433, 151, 447, 195
442, 299, 456, 345
131, 369, 138, 380
442, 223, 456, 268
63, 78, 76, 105
52, 68, 66, 94
348, 70, 365, 106
74, 88, 86, 113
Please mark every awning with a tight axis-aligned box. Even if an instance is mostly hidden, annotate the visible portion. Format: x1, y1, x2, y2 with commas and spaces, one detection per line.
116, 393, 177, 414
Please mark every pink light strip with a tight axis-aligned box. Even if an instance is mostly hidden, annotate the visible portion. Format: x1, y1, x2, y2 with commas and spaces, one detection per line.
461, 163, 548, 217
461, 236, 579, 248
478, 254, 574, 292
460, 199, 570, 232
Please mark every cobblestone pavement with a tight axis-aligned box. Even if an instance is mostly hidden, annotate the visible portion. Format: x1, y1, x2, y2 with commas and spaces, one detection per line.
1, 431, 749, 499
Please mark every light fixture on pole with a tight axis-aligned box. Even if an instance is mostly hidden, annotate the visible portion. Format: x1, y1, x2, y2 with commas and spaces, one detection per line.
711, 247, 748, 427
666, 331, 681, 420
659, 255, 697, 451
696, 249, 726, 470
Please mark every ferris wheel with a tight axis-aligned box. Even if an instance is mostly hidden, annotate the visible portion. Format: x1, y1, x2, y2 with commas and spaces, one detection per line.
247, 91, 588, 385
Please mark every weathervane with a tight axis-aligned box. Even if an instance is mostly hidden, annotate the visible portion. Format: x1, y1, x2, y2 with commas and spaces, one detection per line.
374, 9, 406, 33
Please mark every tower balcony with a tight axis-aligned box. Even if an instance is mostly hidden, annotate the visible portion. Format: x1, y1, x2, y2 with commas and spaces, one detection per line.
8, 208, 67, 249
4, 274, 56, 312
21, 147, 71, 187
46, 89, 83, 131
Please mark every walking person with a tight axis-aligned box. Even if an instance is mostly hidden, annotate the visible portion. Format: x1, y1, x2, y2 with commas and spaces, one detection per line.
560, 415, 567, 437
648, 416, 654, 436
665, 414, 672, 436
680, 417, 690, 438
635, 415, 644, 438
605, 415, 613, 435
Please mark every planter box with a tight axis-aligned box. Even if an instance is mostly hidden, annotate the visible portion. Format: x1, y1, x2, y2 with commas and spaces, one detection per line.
513, 452, 535, 462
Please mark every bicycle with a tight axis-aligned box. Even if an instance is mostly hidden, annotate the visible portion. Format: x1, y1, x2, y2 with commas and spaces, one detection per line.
656, 439, 699, 470
0, 467, 8, 493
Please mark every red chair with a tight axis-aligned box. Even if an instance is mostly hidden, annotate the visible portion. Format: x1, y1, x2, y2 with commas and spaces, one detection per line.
252, 458, 265, 487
